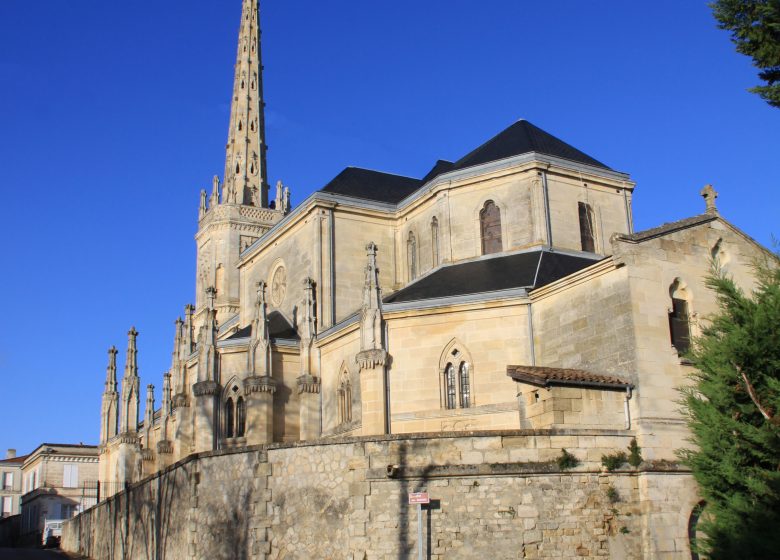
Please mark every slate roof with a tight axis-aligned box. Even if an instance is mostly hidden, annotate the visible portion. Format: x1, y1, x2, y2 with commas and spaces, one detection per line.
383, 250, 599, 304
227, 311, 299, 341
0, 454, 28, 465
506, 365, 631, 389
450, 120, 611, 173
318, 120, 611, 204
616, 214, 716, 243
320, 167, 423, 204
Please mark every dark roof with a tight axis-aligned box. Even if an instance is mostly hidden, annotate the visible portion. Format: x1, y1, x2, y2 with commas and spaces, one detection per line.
506, 365, 631, 389
320, 167, 423, 204
421, 159, 455, 183
383, 250, 599, 304
616, 214, 716, 243
227, 311, 299, 341
0, 454, 28, 465
450, 120, 610, 172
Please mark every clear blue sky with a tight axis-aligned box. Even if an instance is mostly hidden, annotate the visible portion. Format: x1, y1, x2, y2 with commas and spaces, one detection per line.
0, 1, 777, 457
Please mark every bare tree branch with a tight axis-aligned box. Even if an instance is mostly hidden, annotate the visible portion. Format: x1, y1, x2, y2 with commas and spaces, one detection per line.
734, 363, 773, 421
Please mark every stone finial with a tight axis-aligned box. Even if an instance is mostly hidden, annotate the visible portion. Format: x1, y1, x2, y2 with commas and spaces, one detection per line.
275, 180, 284, 210
206, 286, 217, 309
125, 328, 139, 379
105, 346, 118, 392
211, 175, 221, 207
199, 190, 207, 219
701, 184, 718, 215
145, 384, 155, 428
283, 186, 290, 214
162, 373, 172, 417
357, 242, 387, 367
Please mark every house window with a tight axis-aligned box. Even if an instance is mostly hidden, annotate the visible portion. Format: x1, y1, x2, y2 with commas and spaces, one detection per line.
431, 217, 440, 266
444, 364, 457, 409
225, 398, 235, 438
2, 472, 12, 490
669, 298, 691, 354
62, 465, 79, 488
578, 202, 595, 252
1, 496, 11, 518
407, 231, 417, 281
60, 504, 77, 519
338, 368, 352, 425
480, 200, 502, 254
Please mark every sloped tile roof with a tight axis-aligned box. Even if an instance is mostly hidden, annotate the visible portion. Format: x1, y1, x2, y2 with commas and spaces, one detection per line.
506, 365, 631, 389
383, 250, 600, 304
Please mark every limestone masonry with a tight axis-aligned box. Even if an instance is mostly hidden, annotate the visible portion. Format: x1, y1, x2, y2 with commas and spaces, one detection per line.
63, 0, 774, 558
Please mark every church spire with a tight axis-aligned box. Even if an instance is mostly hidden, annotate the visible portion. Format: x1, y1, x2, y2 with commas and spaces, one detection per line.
223, 0, 268, 208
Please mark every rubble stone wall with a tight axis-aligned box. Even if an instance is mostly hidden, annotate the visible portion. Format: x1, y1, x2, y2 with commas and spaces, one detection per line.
62, 431, 698, 560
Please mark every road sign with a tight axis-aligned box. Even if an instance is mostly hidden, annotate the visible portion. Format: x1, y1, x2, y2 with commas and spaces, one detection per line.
408, 492, 430, 505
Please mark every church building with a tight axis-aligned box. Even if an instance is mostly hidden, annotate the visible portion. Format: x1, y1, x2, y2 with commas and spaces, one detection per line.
97, 0, 770, 509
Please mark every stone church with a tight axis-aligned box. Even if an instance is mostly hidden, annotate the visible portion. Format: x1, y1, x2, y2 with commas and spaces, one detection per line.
93, 2, 770, 554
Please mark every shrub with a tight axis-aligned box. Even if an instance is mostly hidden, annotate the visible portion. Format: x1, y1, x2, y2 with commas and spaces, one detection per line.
601, 451, 627, 471
557, 448, 579, 470
627, 438, 642, 468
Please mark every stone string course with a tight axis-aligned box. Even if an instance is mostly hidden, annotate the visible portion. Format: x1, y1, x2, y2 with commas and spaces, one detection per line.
62, 431, 698, 559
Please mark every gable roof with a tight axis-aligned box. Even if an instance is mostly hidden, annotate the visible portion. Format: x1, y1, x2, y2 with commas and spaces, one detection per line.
615, 214, 717, 243
320, 167, 423, 204
450, 119, 611, 173
383, 250, 600, 304
506, 365, 631, 389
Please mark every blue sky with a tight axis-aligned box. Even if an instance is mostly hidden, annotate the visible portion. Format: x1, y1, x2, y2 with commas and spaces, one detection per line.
0, 1, 777, 456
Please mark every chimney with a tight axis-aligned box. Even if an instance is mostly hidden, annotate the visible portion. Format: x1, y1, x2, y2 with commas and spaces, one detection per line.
6, 449, 16, 459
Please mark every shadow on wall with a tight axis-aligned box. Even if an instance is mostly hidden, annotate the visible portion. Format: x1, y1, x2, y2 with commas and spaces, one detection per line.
396, 441, 440, 560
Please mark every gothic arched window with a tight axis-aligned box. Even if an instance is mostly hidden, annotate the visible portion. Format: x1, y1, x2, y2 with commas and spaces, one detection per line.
407, 231, 418, 281
578, 202, 596, 252
440, 340, 474, 410
669, 279, 692, 355
431, 217, 440, 267
236, 397, 246, 437
480, 201, 502, 254
444, 364, 457, 409
225, 398, 235, 439
338, 366, 352, 425
459, 362, 471, 408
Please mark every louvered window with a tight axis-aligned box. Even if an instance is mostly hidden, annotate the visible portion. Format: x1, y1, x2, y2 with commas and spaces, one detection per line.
578, 202, 595, 252
669, 298, 691, 354
480, 201, 502, 254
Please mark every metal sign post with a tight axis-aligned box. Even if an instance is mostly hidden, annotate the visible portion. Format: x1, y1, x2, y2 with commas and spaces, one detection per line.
408, 492, 430, 560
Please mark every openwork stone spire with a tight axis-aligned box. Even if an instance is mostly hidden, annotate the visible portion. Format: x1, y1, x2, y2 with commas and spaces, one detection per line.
222, 0, 268, 207
105, 346, 118, 393
120, 327, 141, 433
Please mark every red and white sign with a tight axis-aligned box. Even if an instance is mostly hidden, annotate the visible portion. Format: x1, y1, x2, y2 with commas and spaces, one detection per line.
408, 492, 430, 505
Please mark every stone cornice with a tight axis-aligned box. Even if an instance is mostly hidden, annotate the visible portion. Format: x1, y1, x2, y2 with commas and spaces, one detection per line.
296, 375, 320, 394
193, 380, 220, 397
157, 440, 174, 455
356, 349, 389, 371
244, 375, 276, 394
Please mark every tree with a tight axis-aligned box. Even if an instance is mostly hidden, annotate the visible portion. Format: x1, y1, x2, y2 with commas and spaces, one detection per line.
679, 257, 780, 559
710, 0, 780, 108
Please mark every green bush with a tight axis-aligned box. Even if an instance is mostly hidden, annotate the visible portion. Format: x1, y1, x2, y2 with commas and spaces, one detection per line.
627, 438, 642, 468
601, 451, 627, 472
557, 448, 579, 470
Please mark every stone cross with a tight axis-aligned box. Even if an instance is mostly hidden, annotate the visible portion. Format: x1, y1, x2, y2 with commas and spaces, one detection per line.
700, 184, 718, 214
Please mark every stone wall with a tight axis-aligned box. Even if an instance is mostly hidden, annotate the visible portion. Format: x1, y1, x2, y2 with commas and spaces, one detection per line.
63, 431, 698, 560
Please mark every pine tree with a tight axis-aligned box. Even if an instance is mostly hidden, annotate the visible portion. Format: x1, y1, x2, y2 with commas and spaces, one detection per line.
710, 0, 780, 108
680, 257, 780, 559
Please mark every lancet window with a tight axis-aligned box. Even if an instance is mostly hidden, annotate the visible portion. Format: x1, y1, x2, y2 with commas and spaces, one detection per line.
669, 278, 692, 355
407, 231, 418, 281
337, 366, 352, 425
578, 202, 595, 252
480, 201, 502, 254
223, 382, 246, 441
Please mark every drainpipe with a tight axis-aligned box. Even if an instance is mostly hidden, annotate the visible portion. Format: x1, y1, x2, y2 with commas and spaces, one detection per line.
540, 171, 553, 248
624, 386, 633, 429
329, 208, 336, 326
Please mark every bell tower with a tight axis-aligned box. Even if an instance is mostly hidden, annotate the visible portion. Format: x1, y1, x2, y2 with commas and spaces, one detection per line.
195, 0, 285, 326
